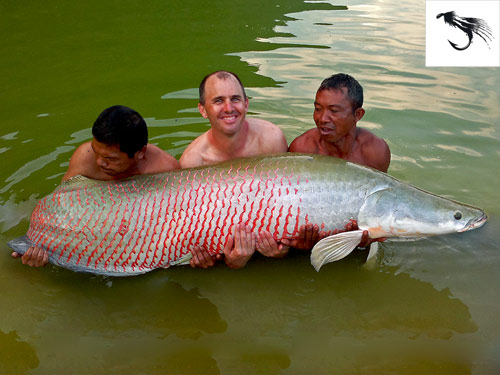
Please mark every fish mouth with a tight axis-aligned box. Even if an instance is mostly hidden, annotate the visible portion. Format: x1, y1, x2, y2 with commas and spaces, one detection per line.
459, 211, 488, 232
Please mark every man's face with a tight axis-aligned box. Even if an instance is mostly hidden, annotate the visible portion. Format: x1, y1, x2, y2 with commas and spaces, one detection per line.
91, 139, 138, 178
313, 88, 363, 143
198, 75, 249, 135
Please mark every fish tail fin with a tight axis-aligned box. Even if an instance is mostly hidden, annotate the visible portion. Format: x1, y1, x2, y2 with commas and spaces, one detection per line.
310, 230, 364, 271
7, 235, 35, 256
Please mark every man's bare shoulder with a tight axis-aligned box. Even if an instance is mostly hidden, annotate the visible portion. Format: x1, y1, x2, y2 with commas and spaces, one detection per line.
70, 142, 96, 169
62, 142, 99, 181
247, 118, 284, 138
247, 118, 288, 152
179, 132, 209, 168
144, 144, 180, 173
247, 118, 279, 130
288, 128, 321, 153
356, 128, 391, 172
72, 141, 94, 159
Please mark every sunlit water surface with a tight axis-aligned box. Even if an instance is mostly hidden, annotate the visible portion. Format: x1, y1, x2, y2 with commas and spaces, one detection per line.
1, 0, 499, 374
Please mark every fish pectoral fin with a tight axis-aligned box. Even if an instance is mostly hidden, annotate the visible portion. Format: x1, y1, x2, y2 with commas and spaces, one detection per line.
310, 230, 364, 272
169, 253, 193, 266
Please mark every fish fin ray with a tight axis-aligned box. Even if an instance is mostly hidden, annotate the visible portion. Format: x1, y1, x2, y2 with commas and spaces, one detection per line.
169, 253, 193, 266
62, 175, 92, 184
363, 242, 379, 270
60, 175, 103, 189
310, 230, 364, 271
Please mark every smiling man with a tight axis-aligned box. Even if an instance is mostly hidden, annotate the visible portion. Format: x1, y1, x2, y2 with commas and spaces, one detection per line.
12, 105, 180, 266
289, 73, 390, 172
179, 70, 288, 168
180, 71, 288, 268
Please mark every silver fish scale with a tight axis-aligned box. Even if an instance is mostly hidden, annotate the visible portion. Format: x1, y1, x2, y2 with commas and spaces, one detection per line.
293, 160, 376, 230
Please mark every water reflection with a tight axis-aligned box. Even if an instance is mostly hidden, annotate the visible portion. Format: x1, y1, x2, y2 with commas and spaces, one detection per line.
164, 252, 477, 373
0, 330, 39, 374
0, 265, 228, 373
0, 193, 39, 233
46, 274, 227, 340
1, 240, 478, 373
233, 1, 499, 126
0, 146, 74, 194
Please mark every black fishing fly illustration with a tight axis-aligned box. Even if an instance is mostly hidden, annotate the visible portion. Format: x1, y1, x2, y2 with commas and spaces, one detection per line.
436, 11, 493, 51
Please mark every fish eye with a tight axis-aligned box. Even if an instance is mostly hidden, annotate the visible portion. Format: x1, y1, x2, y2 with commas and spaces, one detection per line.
454, 211, 462, 220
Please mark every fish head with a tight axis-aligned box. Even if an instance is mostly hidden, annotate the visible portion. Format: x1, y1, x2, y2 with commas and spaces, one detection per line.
358, 184, 488, 239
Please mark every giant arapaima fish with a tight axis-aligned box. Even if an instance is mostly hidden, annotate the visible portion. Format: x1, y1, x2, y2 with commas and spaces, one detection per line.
8, 154, 487, 276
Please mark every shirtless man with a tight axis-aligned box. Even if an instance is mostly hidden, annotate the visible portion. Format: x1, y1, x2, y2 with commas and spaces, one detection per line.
180, 70, 288, 168
12, 105, 180, 266
287, 73, 390, 252
180, 71, 289, 268
289, 73, 390, 172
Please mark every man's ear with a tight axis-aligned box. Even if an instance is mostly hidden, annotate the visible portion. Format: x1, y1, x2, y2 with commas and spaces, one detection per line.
135, 145, 147, 160
354, 107, 365, 122
198, 102, 208, 118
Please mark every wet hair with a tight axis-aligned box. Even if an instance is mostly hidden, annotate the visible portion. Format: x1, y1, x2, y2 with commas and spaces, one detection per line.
318, 73, 364, 113
199, 70, 247, 105
92, 105, 148, 158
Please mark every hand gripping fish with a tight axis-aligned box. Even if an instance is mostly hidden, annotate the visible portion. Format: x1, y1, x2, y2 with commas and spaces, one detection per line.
8, 154, 487, 276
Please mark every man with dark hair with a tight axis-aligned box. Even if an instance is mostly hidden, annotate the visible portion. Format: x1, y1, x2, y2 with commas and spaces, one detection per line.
289, 73, 390, 172
13, 105, 180, 267
92, 105, 148, 158
63, 105, 180, 181
284, 73, 390, 255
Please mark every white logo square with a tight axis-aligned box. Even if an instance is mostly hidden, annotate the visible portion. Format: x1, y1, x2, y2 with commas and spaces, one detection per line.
426, 0, 500, 66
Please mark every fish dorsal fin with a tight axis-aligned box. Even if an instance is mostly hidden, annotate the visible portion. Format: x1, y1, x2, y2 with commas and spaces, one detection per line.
62, 175, 92, 184
310, 230, 364, 271
60, 175, 102, 188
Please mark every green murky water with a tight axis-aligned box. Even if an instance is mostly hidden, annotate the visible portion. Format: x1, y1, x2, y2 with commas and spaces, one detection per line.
1, 1, 499, 373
